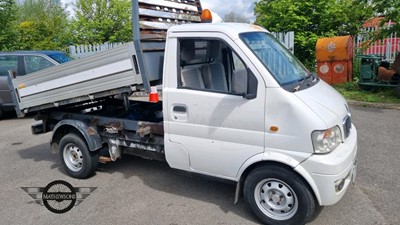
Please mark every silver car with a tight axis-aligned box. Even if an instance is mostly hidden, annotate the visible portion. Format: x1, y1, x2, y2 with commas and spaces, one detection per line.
0, 51, 72, 118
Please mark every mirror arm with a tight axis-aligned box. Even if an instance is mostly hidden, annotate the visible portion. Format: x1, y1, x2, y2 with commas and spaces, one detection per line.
243, 93, 256, 99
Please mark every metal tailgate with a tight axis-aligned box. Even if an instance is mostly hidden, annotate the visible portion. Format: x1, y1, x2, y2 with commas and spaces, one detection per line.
9, 42, 141, 114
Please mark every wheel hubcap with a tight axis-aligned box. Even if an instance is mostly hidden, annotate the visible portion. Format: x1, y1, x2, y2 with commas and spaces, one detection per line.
63, 143, 83, 172
255, 178, 298, 220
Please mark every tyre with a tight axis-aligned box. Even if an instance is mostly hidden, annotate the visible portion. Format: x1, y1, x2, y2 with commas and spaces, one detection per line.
0, 107, 3, 119
59, 133, 99, 179
244, 165, 319, 225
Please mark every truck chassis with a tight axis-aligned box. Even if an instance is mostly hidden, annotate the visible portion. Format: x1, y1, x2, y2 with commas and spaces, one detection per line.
33, 98, 165, 178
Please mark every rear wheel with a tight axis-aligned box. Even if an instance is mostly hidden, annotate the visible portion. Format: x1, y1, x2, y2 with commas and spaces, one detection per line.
244, 165, 319, 225
59, 133, 99, 179
0, 107, 3, 119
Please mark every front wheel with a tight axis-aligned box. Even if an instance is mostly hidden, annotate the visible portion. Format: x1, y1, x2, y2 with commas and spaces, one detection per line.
59, 133, 99, 179
244, 165, 319, 225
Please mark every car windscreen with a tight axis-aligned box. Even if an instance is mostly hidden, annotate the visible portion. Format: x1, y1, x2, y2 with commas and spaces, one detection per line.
0, 55, 18, 76
47, 53, 73, 64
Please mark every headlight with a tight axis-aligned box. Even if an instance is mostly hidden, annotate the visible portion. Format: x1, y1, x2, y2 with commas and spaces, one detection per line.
312, 126, 342, 154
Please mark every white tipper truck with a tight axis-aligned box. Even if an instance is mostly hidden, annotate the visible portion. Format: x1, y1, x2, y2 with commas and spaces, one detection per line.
7, 0, 357, 224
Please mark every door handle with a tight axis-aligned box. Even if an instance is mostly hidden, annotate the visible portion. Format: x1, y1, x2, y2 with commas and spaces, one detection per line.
173, 105, 187, 113
172, 105, 188, 122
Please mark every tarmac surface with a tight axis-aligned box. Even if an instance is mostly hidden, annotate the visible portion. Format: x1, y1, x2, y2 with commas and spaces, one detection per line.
0, 103, 399, 225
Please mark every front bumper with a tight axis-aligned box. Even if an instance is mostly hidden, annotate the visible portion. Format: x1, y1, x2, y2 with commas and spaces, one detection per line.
296, 124, 358, 206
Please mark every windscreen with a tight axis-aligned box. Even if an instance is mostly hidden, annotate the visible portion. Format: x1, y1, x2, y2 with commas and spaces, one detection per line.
0, 55, 18, 76
240, 32, 309, 86
48, 53, 73, 64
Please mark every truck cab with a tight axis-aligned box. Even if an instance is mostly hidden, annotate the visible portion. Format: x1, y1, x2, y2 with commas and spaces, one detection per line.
163, 23, 357, 224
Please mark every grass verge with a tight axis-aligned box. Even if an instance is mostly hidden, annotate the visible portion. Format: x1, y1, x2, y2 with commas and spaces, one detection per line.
333, 82, 400, 104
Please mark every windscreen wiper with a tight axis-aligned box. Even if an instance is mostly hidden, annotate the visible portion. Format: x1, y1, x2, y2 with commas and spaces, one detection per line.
293, 73, 317, 92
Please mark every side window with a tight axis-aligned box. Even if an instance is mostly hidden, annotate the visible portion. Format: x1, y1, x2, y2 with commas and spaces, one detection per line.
0, 56, 18, 76
231, 52, 248, 94
24, 56, 54, 74
178, 38, 254, 96
179, 39, 209, 90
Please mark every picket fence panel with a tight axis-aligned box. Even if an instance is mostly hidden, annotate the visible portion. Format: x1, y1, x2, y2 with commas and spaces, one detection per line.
68, 32, 295, 58
355, 27, 400, 62
68, 42, 124, 58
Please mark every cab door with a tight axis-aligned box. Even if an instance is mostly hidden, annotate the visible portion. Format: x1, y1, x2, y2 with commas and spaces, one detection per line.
163, 33, 266, 179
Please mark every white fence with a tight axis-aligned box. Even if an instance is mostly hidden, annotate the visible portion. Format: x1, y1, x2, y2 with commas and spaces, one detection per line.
355, 27, 400, 62
68, 42, 123, 58
68, 32, 295, 59
272, 31, 295, 54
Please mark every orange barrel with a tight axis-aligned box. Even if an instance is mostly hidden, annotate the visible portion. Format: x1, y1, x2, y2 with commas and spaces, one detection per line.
316, 36, 353, 84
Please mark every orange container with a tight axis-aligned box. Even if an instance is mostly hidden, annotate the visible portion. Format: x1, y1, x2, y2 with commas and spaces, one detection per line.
316, 36, 353, 84
316, 36, 353, 62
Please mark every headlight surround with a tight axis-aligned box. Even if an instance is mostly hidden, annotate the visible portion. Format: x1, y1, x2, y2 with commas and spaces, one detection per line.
312, 126, 342, 154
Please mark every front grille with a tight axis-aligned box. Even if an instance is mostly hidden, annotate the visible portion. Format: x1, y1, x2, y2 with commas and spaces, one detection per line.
343, 115, 352, 139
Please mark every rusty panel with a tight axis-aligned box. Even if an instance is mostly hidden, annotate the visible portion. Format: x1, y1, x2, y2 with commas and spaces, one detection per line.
347, 60, 353, 81
316, 36, 353, 62
139, 9, 201, 22
317, 61, 352, 85
138, 0, 202, 40
331, 61, 348, 85
317, 62, 332, 84
139, 0, 201, 12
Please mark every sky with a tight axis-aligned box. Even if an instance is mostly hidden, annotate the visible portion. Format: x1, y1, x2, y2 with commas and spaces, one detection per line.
60, 0, 258, 22
201, 0, 257, 22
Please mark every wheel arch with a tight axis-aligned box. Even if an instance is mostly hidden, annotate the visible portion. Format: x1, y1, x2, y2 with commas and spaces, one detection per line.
51, 119, 103, 153
235, 154, 322, 206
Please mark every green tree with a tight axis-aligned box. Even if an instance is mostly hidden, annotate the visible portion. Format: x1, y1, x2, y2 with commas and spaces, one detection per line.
255, 0, 373, 68
16, 0, 71, 50
72, 0, 132, 44
370, 0, 400, 36
0, 0, 18, 51
223, 11, 250, 23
